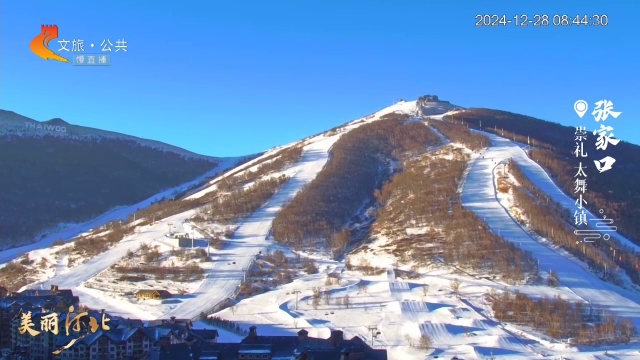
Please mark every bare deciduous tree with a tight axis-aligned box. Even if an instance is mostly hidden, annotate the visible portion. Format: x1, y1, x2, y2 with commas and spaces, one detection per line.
324, 291, 331, 305
404, 334, 414, 347
418, 334, 432, 350
488, 290, 637, 345
450, 279, 461, 294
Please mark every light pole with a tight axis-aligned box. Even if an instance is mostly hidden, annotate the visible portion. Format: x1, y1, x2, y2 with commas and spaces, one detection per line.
367, 325, 380, 347
291, 290, 302, 311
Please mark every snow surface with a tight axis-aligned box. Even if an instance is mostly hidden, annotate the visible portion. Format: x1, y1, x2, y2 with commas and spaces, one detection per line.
461, 132, 640, 329
207, 254, 640, 360
0, 157, 240, 264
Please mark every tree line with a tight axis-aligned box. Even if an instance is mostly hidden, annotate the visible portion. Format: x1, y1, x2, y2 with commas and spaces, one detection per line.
198, 175, 290, 222
134, 149, 300, 227
442, 108, 640, 244
428, 120, 487, 151
271, 114, 442, 247
114, 263, 203, 281
508, 160, 640, 286
217, 145, 302, 192
488, 290, 637, 345
365, 128, 537, 283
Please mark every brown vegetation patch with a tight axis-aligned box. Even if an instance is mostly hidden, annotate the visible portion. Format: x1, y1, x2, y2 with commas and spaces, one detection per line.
0, 262, 39, 291
272, 114, 442, 249
497, 177, 511, 193
72, 222, 129, 256
197, 175, 290, 223
217, 146, 303, 192
368, 124, 537, 284
113, 263, 203, 282
241, 250, 319, 297
488, 290, 637, 345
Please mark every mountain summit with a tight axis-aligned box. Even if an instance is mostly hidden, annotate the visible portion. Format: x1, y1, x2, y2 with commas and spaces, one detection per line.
416, 94, 463, 115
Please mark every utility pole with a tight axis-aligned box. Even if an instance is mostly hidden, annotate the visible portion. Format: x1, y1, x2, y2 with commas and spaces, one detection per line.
291, 290, 302, 311
192, 231, 195, 248
366, 325, 380, 347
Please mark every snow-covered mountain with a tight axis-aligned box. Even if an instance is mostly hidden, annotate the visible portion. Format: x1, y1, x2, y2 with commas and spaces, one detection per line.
0, 110, 216, 160
0, 110, 250, 248
3, 97, 640, 360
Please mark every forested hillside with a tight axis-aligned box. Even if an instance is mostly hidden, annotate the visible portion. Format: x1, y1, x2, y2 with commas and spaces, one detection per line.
444, 109, 640, 244
355, 123, 537, 283
271, 114, 441, 247
0, 135, 219, 247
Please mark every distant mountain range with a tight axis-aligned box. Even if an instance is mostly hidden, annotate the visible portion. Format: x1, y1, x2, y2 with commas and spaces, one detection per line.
0, 110, 249, 248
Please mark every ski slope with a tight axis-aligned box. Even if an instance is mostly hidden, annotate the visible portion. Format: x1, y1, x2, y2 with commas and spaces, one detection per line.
163, 134, 345, 319
497, 133, 640, 253
157, 100, 454, 319
461, 133, 640, 328
0, 157, 241, 264
32, 212, 194, 318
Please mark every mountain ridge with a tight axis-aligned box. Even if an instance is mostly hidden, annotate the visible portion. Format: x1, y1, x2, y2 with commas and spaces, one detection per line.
0, 110, 249, 248
0, 109, 216, 161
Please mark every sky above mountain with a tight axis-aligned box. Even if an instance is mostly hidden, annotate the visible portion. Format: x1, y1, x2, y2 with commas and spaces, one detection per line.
2, 0, 638, 156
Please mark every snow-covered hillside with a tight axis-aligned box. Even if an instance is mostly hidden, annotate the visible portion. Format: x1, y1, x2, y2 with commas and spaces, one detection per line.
4, 99, 440, 319
460, 132, 640, 329
0, 157, 242, 264
5, 98, 640, 359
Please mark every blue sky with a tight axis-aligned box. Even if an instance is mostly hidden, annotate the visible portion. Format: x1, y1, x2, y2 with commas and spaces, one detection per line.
2, 0, 638, 156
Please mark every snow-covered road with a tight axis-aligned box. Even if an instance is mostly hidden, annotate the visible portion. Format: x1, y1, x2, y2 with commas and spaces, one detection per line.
158, 134, 343, 320
461, 133, 640, 328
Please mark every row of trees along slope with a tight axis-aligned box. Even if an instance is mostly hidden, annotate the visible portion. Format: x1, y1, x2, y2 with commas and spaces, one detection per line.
136, 145, 303, 225
488, 290, 637, 345
507, 160, 640, 286
356, 121, 537, 283
443, 109, 640, 244
271, 114, 441, 250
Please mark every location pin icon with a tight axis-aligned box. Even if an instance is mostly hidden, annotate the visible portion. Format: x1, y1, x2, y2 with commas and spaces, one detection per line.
574, 100, 588, 118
